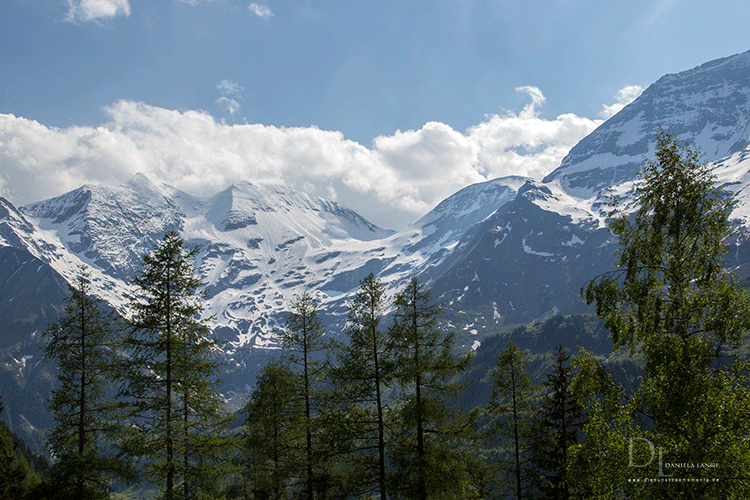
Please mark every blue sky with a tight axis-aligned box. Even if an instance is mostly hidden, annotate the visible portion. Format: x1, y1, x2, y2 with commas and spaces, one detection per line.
1, 0, 749, 229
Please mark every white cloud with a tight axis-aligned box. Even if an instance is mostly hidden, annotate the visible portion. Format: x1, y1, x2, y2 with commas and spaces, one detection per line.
249, 3, 273, 18
216, 97, 241, 115
0, 90, 600, 229
516, 86, 546, 111
600, 85, 644, 119
469, 87, 602, 180
65, 0, 130, 23
217, 80, 245, 97
216, 80, 245, 115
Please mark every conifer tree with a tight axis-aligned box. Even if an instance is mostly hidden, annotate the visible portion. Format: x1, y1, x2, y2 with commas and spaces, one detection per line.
528, 344, 585, 500
42, 265, 127, 499
488, 341, 537, 500
387, 277, 475, 500
120, 231, 231, 500
328, 273, 392, 500
242, 359, 304, 500
0, 398, 39, 500
278, 292, 328, 500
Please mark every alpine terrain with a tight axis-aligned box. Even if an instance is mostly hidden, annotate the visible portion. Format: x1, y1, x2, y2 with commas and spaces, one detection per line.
4, 49, 750, 453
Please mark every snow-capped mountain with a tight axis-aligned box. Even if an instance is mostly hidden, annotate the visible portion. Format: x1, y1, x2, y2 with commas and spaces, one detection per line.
5, 49, 750, 452
545, 49, 750, 197
5, 172, 529, 358
427, 49, 750, 339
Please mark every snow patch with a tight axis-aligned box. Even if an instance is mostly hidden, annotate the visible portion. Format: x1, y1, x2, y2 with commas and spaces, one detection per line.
522, 235, 555, 257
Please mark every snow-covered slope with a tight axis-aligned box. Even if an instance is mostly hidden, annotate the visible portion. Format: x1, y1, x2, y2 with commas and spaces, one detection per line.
5, 48, 750, 442
16, 175, 395, 347
9, 172, 530, 354
544, 49, 750, 198
426, 49, 750, 340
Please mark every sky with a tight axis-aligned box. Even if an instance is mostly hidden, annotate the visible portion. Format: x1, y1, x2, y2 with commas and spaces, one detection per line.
1, 0, 749, 230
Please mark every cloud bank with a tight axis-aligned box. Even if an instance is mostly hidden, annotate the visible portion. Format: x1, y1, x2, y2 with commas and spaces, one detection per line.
0, 87, 616, 229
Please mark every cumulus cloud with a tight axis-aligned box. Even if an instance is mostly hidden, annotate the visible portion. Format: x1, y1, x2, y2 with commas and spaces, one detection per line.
249, 3, 273, 18
0, 89, 601, 229
65, 0, 131, 23
600, 85, 644, 119
468, 86, 602, 180
516, 86, 546, 111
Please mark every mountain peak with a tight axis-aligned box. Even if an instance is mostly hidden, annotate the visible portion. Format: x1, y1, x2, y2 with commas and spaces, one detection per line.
543, 49, 750, 197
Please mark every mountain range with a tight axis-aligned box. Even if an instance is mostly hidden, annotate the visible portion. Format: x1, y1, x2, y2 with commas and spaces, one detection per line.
3, 49, 750, 453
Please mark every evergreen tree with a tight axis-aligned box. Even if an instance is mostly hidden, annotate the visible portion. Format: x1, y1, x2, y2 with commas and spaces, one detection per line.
120, 231, 232, 500
528, 344, 585, 500
242, 359, 304, 500
0, 398, 39, 500
488, 341, 537, 500
583, 131, 750, 498
328, 273, 392, 500
41, 265, 128, 499
387, 277, 475, 500
278, 292, 328, 500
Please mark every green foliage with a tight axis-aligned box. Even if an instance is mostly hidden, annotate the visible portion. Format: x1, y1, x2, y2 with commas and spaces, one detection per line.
527, 344, 585, 499
487, 341, 538, 500
569, 351, 636, 499
41, 265, 129, 498
120, 231, 232, 500
277, 291, 330, 500
581, 131, 750, 498
0, 398, 40, 500
241, 359, 303, 500
584, 131, 748, 354
387, 277, 478, 500
328, 273, 392, 500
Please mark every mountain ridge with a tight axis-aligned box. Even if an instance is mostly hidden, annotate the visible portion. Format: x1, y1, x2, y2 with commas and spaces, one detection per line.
4, 49, 750, 455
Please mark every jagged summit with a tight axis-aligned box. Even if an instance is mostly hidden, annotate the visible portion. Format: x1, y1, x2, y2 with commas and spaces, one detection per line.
544, 49, 750, 197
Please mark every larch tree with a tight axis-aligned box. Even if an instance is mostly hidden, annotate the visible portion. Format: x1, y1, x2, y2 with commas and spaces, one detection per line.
242, 359, 304, 500
120, 231, 232, 500
387, 277, 476, 500
488, 341, 537, 500
328, 273, 393, 500
42, 265, 128, 499
278, 291, 328, 500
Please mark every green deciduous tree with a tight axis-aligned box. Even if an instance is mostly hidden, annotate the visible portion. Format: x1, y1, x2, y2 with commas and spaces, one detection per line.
582, 131, 750, 498
569, 351, 638, 499
387, 277, 476, 500
488, 341, 537, 500
121, 231, 232, 500
42, 265, 128, 499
